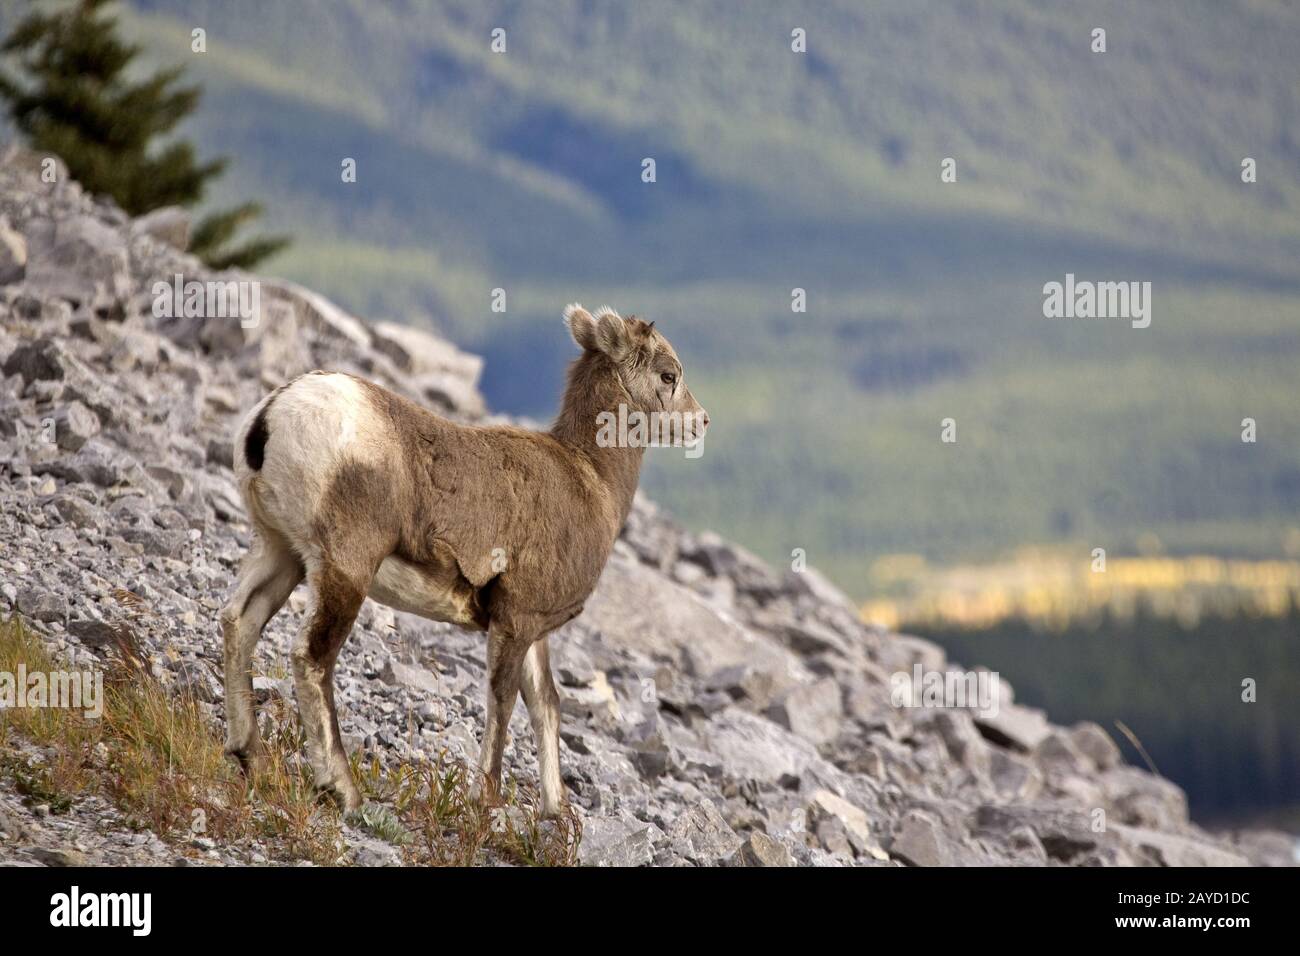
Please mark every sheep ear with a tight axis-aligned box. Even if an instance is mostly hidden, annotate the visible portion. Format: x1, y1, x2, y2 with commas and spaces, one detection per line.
564, 303, 600, 352
592, 306, 630, 361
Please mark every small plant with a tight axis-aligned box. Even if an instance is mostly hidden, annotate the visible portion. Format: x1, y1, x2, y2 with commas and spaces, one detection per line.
348, 801, 411, 847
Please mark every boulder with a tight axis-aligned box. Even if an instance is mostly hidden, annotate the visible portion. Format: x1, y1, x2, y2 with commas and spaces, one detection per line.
679, 531, 784, 601
702, 707, 839, 786
982, 749, 1045, 806
1112, 825, 1249, 867
782, 565, 859, 614
975, 702, 1053, 752
664, 800, 742, 864
51, 401, 101, 452
131, 206, 191, 251
16, 587, 68, 624
972, 803, 1103, 864
933, 709, 992, 779
730, 831, 795, 867
372, 319, 478, 373
1070, 721, 1122, 770
890, 809, 961, 867
21, 214, 131, 311
808, 789, 889, 861
1101, 766, 1189, 830
765, 677, 845, 745
573, 552, 806, 704
578, 813, 657, 867
379, 658, 441, 697
3, 337, 76, 384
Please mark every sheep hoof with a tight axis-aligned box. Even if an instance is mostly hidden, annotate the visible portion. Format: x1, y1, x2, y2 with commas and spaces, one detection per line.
224, 741, 265, 776
315, 778, 363, 813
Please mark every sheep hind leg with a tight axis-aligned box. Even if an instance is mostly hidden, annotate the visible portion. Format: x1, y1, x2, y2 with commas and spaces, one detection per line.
520, 637, 565, 817
221, 534, 303, 771
291, 561, 367, 812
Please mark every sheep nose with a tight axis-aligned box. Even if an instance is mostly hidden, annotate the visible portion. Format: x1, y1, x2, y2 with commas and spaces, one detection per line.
702, 412, 710, 428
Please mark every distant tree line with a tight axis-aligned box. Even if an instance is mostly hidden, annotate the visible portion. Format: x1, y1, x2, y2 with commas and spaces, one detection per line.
916, 600, 1300, 825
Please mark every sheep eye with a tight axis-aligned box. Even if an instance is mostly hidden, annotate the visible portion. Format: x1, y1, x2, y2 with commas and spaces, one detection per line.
660, 372, 676, 385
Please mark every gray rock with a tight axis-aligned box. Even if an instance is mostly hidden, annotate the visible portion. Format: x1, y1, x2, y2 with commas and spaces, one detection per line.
578, 814, 656, 867
782, 565, 859, 615
625, 715, 670, 780
22, 214, 130, 311
1101, 766, 1189, 830
702, 707, 837, 785
30, 439, 121, 486
933, 710, 992, 779
730, 831, 795, 867
145, 465, 190, 501
975, 702, 1053, 752
16, 587, 67, 624
890, 809, 958, 867
51, 401, 101, 452
973, 803, 1102, 864
205, 437, 234, 468
753, 612, 854, 658
988, 747, 1044, 801
371, 319, 484, 388
665, 800, 742, 864
131, 206, 191, 250
52, 495, 104, 528
1033, 729, 1089, 775
885, 633, 947, 672
573, 552, 805, 704
815, 814, 854, 857
1070, 721, 1122, 770
679, 531, 783, 600
1227, 829, 1299, 868
30, 846, 88, 867
807, 789, 889, 861
1007, 825, 1048, 863
67, 617, 119, 648
118, 527, 190, 558
765, 677, 844, 745
1112, 824, 1249, 867
0, 216, 26, 284
3, 337, 72, 383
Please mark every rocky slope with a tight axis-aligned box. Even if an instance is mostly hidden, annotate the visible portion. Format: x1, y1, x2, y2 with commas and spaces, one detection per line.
0, 145, 1292, 867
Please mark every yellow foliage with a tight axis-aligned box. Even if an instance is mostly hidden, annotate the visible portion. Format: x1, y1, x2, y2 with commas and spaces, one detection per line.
862, 553, 1300, 629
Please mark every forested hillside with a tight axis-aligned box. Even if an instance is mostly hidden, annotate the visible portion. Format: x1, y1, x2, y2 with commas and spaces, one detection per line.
5, 0, 1296, 590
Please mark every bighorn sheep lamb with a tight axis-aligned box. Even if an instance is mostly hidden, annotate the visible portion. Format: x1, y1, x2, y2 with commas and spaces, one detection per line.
221, 305, 708, 816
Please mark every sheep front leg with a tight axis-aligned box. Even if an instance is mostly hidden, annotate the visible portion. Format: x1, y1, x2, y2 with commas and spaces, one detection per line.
520, 637, 565, 817
475, 624, 529, 804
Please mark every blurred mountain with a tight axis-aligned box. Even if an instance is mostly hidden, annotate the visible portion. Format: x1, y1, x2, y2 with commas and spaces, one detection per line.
7, 0, 1297, 592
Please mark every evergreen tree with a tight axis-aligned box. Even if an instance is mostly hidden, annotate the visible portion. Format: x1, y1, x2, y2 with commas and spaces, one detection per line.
0, 0, 288, 269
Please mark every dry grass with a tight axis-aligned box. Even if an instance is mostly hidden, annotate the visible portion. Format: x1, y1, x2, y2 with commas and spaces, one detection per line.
0, 615, 580, 866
